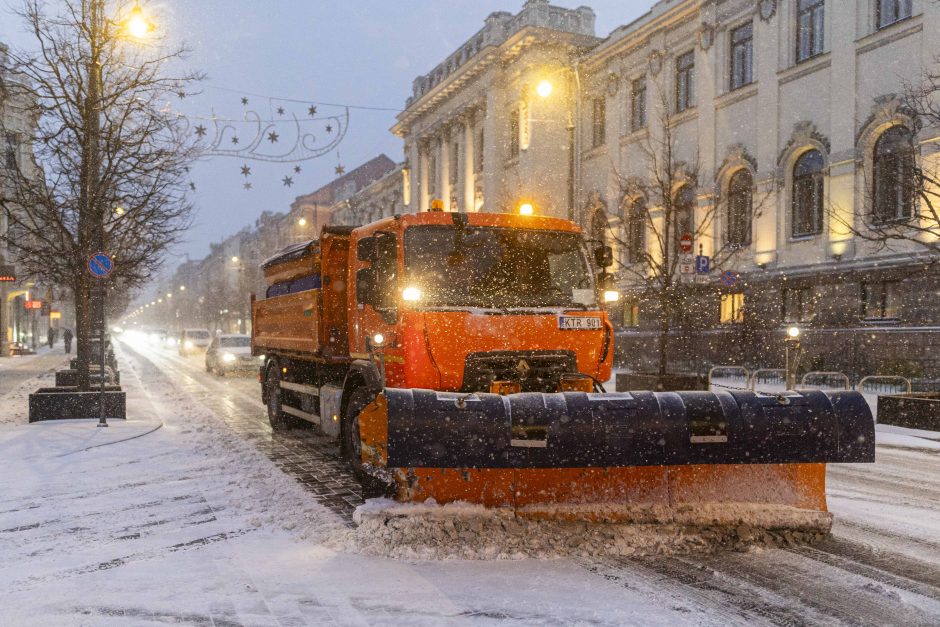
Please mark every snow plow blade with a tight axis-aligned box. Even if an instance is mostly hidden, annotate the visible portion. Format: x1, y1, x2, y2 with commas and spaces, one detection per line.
357, 389, 874, 526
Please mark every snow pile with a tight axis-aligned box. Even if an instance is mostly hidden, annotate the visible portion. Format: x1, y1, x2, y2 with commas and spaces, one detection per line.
340, 498, 830, 560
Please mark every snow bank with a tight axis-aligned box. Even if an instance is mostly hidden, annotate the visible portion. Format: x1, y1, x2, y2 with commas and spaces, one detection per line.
339, 498, 830, 561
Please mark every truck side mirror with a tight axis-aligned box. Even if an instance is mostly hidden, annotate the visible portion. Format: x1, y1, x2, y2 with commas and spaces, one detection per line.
356, 267, 376, 305
594, 244, 614, 268
357, 237, 377, 262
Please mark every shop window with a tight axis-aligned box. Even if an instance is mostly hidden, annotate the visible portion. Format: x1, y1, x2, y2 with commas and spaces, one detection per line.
720, 293, 745, 324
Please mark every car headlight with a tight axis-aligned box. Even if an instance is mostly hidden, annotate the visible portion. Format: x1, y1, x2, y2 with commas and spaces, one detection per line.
184, 341, 193, 349
222, 353, 236, 363
258, 354, 266, 362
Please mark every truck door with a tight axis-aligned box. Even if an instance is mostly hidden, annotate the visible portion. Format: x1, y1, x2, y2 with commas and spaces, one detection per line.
319, 233, 350, 358
353, 231, 399, 355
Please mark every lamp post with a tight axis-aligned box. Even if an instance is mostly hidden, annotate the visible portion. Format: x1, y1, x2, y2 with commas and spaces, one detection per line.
785, 326, 802, 391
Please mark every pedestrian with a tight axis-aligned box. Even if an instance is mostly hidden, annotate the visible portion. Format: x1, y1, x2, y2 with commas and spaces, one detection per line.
63, 328, 73, 354
47, 328, 54, 349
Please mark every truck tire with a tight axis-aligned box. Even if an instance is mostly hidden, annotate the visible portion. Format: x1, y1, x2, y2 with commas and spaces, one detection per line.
342, 386, 371, 473
265, 363, 291, 432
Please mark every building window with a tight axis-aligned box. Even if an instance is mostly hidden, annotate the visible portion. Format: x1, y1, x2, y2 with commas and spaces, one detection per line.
796, 0, 825, 63
877, 0, 912, 29
720, 293, 745, 324
509, 107, 520, 159
592, 97, 606, 148
792, 150, 825, 237
726, 170, 753, 246
675, 51, 695, 112
782, 287, 814, 323
730, 22, 754, 91
861, 281, 900, 320
674, 185, 695, 248
872, 126, 915, 224
622, 298, 640, 327
630, 77, 647, 132
450, 139, 459, 185
4, 134, 17, 171
624, 197, 647, 264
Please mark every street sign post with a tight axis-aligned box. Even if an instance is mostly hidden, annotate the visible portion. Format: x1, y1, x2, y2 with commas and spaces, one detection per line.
679, 233, 693, 254
721, 270, 740, 288
680, 254, 695, 275
87, 252, 113, 428
695, 255, 710, 274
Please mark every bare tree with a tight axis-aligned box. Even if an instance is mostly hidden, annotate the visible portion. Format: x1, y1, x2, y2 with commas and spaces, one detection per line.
0, 0, 201, 388
600, 87, 763, 377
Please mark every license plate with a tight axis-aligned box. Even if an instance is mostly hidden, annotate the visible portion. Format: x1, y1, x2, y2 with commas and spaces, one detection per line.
558, 316, 602, 330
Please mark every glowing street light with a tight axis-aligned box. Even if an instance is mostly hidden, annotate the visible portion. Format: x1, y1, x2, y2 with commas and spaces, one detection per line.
298, 217, 307, 227
231, 256, 239, 264
125, 2, 155, 39
518, 202, 534, 216
536, 79, 553, 98
787, 326, 801, 339
179, 285, 186, 291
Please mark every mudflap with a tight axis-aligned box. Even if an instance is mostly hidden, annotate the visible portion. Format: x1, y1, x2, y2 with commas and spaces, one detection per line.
356, 388, 875, 529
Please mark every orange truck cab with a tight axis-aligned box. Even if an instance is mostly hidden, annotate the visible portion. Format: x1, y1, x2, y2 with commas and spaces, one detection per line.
252, 210, 615, 446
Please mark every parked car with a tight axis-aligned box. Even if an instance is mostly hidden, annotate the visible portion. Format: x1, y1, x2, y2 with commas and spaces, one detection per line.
205, 334, 259, 375
179, 328, 211, 356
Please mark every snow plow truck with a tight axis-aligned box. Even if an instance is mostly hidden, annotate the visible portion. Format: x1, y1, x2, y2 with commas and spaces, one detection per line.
251, 208, 875, 529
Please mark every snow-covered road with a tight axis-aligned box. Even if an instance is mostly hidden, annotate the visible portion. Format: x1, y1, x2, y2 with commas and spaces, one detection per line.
1, 339, 939, 625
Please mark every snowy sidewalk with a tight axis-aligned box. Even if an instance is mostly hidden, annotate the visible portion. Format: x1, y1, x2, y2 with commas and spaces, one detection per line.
0, 339, 691, 626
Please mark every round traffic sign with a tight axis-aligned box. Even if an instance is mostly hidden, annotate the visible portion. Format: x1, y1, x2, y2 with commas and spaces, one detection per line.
679, 233, 693, 253
88, 252, 114, 279
721, 270, 739, 287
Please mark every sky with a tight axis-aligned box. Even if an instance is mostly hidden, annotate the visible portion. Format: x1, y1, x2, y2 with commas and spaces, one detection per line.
0, 0, 652, 272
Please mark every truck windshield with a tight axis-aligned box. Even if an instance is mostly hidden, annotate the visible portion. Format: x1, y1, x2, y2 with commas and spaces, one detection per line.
404, 225, 596, 309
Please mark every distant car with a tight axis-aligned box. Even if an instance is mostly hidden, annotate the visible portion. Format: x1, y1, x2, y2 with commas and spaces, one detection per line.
179, 328, 211, 356
205, 334, 259, 375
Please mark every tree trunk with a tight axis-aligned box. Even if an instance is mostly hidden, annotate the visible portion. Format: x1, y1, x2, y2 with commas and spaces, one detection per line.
74, 276, 92, 391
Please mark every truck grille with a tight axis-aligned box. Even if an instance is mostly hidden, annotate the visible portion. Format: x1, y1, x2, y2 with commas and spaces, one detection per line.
462, 350, 578, 393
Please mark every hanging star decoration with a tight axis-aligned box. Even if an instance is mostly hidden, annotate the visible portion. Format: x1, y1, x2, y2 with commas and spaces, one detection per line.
231, 135, 240, 145
282, 176, 294, 187
325, 124, 333, 133
194, 124, 207, 138
334, 164, 345, 176
243, 182, 252, 190
277, 106, 285, 115
241, 97, 249, 105
308, 105, 318, 117
267, 131, 280, 144
240, 164, 251, 177
293, 165, 302, 173
189, 182, 196, 191
177, 91, 186, 99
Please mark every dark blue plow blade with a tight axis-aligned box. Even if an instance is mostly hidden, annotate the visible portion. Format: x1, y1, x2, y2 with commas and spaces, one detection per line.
383, 388, 875, 469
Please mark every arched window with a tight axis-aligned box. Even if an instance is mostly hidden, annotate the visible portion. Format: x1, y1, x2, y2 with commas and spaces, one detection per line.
727, 170, 753, 246
872, 126, 915, 224
791, 150, 825, 237
674, 185, 695, 248
624, 197, 647, 264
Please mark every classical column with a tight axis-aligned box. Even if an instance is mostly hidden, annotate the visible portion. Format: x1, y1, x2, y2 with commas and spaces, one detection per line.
439, 127, 451, 208
418, 140, 430, 212
405, 141, 418, 212
463, 112, 476, 212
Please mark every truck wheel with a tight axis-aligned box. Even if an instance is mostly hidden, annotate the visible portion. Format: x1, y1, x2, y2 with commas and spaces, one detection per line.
342, 386, 372, 472
266, 364, 290, 431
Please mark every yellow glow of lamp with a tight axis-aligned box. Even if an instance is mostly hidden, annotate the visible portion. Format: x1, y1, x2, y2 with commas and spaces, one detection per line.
536, 80, 553, 98
787, 326, 801, 339
402, 286, 422, 302
429, 199, 445, 212
126, 2, 155, 39
298, 218, 307, 226
518, 203, 534, 216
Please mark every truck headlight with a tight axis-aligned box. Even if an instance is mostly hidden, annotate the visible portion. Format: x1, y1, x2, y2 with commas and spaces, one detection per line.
222, 353, 236, 363
402, 286, 422, 302
603, 290, 620, 303
184, 340, 193, 349
258, 354, 266, 362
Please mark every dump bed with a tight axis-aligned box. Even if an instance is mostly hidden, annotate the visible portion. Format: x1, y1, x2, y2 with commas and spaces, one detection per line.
251, 227, 353, 360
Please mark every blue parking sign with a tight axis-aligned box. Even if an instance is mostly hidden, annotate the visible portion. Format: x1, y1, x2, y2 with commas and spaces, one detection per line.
695, 255, 710, 274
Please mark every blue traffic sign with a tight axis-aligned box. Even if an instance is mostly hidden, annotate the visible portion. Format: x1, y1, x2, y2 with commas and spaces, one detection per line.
695, 255, 710, 274
87, 252, 114, 279
721, 270, 739, 287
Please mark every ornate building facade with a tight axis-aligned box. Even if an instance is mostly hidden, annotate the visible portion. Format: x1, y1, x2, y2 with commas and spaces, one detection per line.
392, 0, 940, 378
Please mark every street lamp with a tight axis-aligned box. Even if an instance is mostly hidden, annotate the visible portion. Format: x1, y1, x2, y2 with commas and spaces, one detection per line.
785, 326, 802, 390
536, 79, 553, 98
231, 256, 239, 264
179, 285, 185, 291
124, 2, 155, 40
298, 217, 307, 227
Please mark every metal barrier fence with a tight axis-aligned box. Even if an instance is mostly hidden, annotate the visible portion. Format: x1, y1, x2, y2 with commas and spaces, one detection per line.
857, 375, 912, 395
707, 366, 750, 391
800, 371, 851, 391
749, 369, 786, 391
